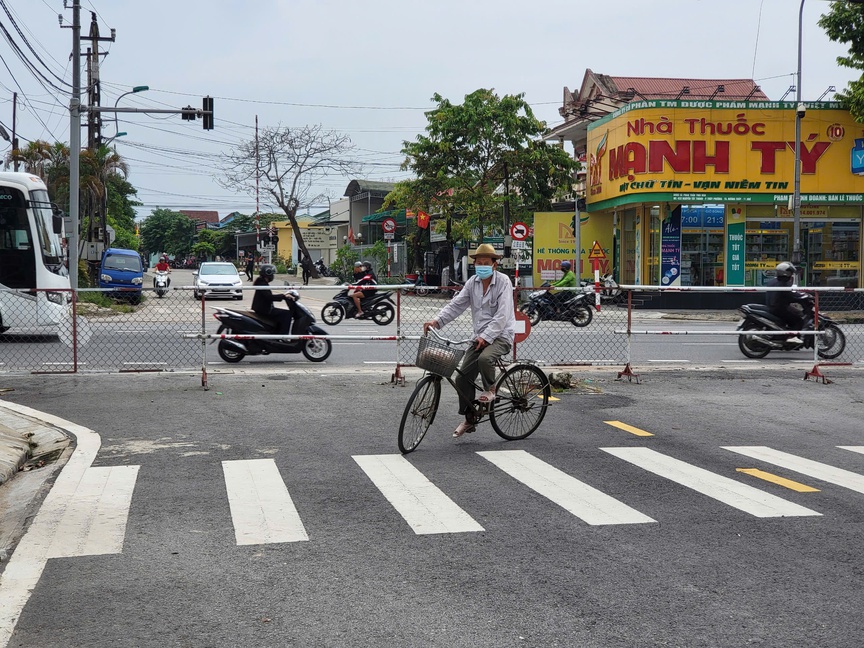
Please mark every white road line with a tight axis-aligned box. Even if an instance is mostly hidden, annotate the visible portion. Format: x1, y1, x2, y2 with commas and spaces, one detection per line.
222, 459, 308, 545
0, 402, 101, 648
839, 446, 864, 456
602, 447, 821, 518
363, 361, 396, 364
646, 359, 691, 363
477, 450, 655, 525
47, 466, 139, 558
353, 454, 484, 534
725, 446, 864, 495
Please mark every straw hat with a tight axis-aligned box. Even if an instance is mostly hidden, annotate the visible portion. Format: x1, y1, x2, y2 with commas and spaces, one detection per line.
469, 243, 502, 260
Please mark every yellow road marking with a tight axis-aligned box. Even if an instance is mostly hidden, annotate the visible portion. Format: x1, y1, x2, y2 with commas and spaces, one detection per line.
604, 420, 653, 437
736, 468, 820, 492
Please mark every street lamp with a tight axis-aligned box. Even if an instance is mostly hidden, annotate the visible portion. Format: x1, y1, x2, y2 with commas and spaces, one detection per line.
109, 85, 148, 145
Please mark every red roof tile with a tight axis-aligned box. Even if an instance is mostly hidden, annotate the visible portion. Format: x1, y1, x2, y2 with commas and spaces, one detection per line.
605, 75, 767, 101
180, 210, 220, 223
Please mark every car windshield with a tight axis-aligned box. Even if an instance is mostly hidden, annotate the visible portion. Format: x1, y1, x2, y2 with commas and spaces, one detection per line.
200, 264, 239, 276
104, 254, 142, 272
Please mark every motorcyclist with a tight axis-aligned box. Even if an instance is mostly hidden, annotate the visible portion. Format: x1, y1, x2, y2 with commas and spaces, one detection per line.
766, 261, 805, 345
154, 255, 171, 288
252, 264, 295, 335
348, 261, 377, 319
547, 260, 577, 309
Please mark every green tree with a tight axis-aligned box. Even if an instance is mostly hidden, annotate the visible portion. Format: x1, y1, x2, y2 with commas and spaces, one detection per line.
386, 89, 577, 275
219, 125, 360, 278
819, 2, 864, 120
140, 209, 197, 259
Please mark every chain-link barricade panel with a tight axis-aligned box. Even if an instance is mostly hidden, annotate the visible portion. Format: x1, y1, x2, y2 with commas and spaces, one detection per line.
74, 286, 203, 371
514, 286, 629, 365
813, 289, 864, 364
0, 288, 76, 372
394, 285, 630, 368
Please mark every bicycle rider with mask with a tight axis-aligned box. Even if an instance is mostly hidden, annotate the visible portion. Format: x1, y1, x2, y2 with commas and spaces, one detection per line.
423, 244, 516, 438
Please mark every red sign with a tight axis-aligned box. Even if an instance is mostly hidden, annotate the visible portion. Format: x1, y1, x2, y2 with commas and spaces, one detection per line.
382, 217, 397, 233
510, 221, 529, 241
514, 311, 532, 344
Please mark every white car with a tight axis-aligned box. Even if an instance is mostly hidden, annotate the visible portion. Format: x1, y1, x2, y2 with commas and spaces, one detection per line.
192, 262, 244, 300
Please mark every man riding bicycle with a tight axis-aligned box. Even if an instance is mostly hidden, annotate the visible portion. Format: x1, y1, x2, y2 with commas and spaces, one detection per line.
423, 243, 515, 438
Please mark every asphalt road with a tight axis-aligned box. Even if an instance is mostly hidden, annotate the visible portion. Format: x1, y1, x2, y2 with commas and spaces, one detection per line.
2, 366, 864, 647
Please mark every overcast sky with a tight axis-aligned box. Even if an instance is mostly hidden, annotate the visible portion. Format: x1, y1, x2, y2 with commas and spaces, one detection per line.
1, 0, 859, 220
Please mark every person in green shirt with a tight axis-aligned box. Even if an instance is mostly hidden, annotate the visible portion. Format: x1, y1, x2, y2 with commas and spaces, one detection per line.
547, 260, 577, 310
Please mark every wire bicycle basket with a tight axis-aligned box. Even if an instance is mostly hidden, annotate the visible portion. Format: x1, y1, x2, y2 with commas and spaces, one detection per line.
416, 335, 465, 377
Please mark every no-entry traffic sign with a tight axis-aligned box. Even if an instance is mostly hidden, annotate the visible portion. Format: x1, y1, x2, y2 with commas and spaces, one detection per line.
510, 221, 528, 241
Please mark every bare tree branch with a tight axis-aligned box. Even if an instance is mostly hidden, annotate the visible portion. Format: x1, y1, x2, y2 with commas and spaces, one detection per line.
219, 124, 361, 270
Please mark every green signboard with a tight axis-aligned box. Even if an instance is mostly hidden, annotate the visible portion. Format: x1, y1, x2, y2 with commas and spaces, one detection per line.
725, 207, 746, 286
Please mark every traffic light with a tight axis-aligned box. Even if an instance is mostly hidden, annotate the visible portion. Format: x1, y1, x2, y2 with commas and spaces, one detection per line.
181, 105, 195, 121
571, 214, 578, 234
202, 96, 214, 130
576, 197, 586, 212
271, 235, 278, 245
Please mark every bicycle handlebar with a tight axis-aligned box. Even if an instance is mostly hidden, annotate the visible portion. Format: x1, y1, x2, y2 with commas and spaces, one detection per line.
426, 327, 476, 347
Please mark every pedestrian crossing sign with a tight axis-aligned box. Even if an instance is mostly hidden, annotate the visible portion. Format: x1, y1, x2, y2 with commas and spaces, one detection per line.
588, 241, 606, 259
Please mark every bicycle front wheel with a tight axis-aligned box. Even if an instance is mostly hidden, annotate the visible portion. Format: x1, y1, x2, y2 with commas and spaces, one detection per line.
398, 375, 442, 453
490, 364, 550, 441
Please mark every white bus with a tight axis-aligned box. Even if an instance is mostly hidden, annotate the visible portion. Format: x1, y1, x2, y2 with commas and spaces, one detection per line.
0, 172, 71, 336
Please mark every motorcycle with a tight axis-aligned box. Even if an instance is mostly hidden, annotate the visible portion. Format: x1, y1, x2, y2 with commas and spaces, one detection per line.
519, 283, 593, 327
580, 273, 622, 302
321, 288, 396, 326
212, 292, 332, 363
314, 259, 331, 277
154, 271, 170, 298
737, 292, 846, 359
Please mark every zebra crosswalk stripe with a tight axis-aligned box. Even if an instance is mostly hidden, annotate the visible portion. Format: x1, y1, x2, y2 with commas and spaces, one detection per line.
477, 450, 655, 525
222, 459, 309, 545
47, 465, 140, 558
725, 446, 864, 495
602, 447, 821, 518
353, 454, 484, 535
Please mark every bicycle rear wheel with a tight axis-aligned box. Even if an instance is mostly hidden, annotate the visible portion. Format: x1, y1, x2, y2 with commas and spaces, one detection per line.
398, 375, 442, 453
490, 364, 550, 441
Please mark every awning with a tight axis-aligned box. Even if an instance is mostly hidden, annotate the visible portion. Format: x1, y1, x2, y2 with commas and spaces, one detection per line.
361, 209, 407, 224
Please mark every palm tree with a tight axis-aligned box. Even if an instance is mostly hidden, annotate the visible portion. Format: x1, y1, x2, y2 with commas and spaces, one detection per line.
5, 140, 51, 175
79, 145, 130, 256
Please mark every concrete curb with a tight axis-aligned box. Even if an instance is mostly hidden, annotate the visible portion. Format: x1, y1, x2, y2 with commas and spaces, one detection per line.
0, 401, 98, 647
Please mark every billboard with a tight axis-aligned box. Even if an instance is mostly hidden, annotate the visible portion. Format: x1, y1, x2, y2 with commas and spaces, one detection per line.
586, 101, 864, 209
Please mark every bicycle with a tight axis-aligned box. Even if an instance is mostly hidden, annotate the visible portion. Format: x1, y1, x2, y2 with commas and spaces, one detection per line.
398, 328, 551, 454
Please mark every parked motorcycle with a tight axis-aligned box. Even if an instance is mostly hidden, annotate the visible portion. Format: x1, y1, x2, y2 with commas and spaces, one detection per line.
314, 259, 331, 277
321, 288, 396, 326
519, 283, 593, 327
212, 292, 332, 363
737, 293, 846, 359
154, 271, 170, 298
580, 273, 621, 302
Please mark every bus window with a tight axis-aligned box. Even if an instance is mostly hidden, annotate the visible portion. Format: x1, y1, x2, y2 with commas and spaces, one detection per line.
30, 189, 62, 265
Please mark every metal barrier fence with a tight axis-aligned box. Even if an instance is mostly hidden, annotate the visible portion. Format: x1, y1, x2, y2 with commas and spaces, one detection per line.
1, 284, 862, 376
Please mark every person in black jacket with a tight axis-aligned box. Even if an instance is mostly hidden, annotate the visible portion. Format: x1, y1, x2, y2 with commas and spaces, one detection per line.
766, 261, 804, 344
252, 264, 294, 334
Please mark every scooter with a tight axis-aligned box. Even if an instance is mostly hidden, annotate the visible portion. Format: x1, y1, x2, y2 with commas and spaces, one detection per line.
321, 288, 396, 326
519, 282, 593, 327
154, 271, 170, 298
212, 292, 332, 363
737, 292, 846, 359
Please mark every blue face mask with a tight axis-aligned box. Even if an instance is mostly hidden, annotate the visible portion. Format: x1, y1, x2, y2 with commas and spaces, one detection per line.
474, 265, 494, 279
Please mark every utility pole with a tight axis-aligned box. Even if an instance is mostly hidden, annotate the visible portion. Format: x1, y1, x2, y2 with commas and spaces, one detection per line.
63, 0, 82, 290
84, 11, 115, 267
11, 92, 17, 171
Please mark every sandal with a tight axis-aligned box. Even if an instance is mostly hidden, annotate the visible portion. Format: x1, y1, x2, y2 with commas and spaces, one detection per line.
452, 421, 476, 438
477, 390, 496, 403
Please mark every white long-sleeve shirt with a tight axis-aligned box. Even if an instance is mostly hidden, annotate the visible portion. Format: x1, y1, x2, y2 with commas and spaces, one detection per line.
434, 271, 515, 344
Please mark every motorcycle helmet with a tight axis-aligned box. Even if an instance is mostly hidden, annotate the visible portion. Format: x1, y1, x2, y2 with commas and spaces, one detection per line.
354, 261, 364, 270
774, 261, 796, 280
560, 261, 572, 271
259, 264, 277, 280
